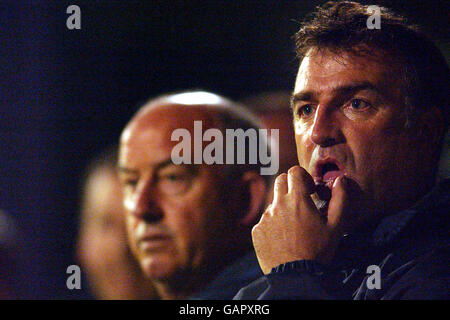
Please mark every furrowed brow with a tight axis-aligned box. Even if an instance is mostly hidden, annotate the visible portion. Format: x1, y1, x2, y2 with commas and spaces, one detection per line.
291, 91, 315, 107
331, 82, 379, 96
291, 81, 379, 108
290, 91, 316, 114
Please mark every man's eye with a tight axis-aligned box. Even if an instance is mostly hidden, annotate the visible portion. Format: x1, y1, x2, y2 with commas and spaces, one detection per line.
164, 174, 182, 181
158, 173, 191, 195
349, 99, 370, 110
124, 179, 138, 188
298, 105, 314, 118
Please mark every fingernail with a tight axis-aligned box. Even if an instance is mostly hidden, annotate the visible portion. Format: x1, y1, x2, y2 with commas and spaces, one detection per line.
333, 175, 346, 188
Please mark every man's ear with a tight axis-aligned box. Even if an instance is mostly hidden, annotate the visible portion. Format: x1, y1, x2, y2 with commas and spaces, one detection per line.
237, 171, 267, 227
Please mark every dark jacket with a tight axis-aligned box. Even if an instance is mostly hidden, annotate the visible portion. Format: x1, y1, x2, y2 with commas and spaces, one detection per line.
190, 251, 263, 299
234, 180, 450, 300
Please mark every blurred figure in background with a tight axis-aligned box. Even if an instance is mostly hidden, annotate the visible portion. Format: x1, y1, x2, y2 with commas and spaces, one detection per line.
76, 147, 158, 300
118, 91, 270, 299
242, 90, 298, 204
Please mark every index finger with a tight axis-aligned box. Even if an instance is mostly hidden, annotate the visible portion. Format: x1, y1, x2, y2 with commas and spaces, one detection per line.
287, 166, 315, 196
273, 173, 288, 203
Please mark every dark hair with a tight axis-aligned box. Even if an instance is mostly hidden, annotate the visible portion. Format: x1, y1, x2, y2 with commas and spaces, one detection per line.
295, 1, 449, 135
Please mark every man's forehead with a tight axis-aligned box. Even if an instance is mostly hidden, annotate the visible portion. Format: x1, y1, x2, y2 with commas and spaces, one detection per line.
294, 49, 393, 95
118, 130, 176, 172
119, 103, 224, 166
124, 103, 220, 140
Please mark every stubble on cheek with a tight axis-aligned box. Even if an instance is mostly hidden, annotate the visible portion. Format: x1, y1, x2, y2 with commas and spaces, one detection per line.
352, 137, 402, 215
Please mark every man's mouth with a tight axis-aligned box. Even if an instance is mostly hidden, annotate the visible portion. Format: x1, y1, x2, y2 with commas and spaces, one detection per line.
137, 233, 172, 252
312, 158, 345, 214
314, 159, 344, 188
321, 162, 342, 187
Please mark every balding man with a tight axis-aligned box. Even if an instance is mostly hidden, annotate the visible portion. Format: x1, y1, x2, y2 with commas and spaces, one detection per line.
118, 91, 271, 299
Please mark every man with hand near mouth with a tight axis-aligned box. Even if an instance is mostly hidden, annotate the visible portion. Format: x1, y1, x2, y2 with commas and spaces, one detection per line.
235, 1, 449, 299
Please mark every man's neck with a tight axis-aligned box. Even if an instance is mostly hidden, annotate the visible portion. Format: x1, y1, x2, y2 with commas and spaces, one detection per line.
152, 245, 253, 299
152, 260, 229, 300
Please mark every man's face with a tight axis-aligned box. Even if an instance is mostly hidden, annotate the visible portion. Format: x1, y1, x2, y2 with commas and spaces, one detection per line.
118, 105, 234, 282
292, 49, 428, 222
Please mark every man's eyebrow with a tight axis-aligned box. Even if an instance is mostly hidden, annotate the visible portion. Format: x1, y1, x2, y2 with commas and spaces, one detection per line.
157, 160, 199, 175
117, 159, 174, 174
291, 90, 314, 107
118, 160, 198, 174
291, 81, 379, 108
117, 166, 137, 174
156, 159, 182, 171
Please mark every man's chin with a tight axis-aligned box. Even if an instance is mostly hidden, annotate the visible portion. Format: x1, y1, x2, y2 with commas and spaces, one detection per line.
140, 255, 177, 281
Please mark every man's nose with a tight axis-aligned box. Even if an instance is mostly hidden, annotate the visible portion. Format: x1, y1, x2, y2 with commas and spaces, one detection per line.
310, 105, 343, 147
129, 179, 164, 223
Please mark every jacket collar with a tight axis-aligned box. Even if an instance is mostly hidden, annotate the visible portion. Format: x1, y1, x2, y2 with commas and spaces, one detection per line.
334, 179, 450, 266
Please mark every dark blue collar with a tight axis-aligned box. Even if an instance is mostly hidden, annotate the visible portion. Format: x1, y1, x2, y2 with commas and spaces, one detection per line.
372, 178, 450, 247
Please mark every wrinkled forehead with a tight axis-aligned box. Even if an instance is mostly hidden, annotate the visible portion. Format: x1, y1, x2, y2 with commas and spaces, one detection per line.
295, 48, 396, 93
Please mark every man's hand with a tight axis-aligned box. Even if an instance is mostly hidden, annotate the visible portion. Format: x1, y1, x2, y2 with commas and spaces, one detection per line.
252, 166, 356, 274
